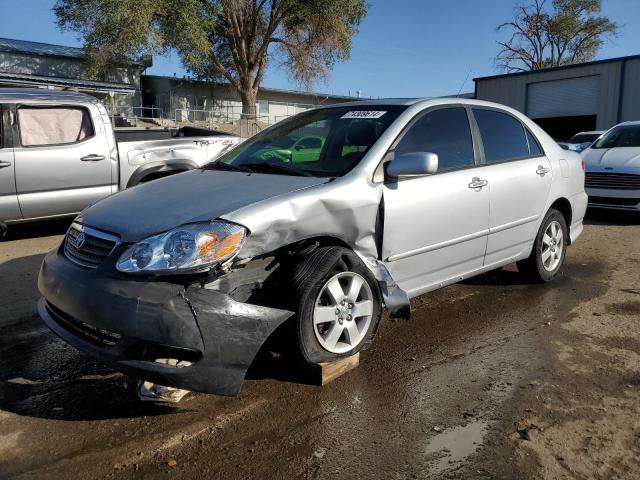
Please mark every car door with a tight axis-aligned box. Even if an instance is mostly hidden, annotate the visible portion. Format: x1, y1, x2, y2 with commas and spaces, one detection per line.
381, 106, 490, 296
13, 104, 112, 220
0, 106, 21, 222
470, 108, 553, 266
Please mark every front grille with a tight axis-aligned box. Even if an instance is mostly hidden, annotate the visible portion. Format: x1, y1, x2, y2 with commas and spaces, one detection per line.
64, 222, 118, 268
46, 301, 121, 347
585, 172, 640, 190
588, 196, 640, 207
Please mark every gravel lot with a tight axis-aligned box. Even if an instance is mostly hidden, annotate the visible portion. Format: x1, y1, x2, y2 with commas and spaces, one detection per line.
1, 211, 639, 479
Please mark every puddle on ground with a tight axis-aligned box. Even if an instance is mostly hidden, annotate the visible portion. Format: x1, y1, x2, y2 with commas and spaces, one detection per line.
424, 419, 489, 474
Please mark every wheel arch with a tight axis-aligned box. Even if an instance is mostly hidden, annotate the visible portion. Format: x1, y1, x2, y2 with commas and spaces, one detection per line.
549, 197, 573, 243
126, 159, 199, 188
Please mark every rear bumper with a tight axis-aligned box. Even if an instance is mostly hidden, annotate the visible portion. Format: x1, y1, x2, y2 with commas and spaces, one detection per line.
37, 248, 292, 395
568, 191, 588, 244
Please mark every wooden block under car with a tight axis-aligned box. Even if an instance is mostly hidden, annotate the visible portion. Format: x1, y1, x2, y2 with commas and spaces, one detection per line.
314, 353, 360, 386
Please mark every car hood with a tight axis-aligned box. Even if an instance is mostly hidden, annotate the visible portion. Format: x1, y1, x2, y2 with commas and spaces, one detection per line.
582, 147, 640, 169
79, 169, 328, 242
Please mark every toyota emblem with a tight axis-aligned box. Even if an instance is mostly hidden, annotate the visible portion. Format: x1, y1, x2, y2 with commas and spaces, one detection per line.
75, 232, 86, 249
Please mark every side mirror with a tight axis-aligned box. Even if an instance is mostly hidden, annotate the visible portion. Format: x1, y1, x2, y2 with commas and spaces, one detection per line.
386, 152, 438, 178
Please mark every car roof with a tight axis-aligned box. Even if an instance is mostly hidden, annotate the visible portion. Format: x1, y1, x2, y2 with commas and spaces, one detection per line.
325, 97, 526, 112
0, 88, 98, 103
618, 120, 640, 127
573, 131, 605, 135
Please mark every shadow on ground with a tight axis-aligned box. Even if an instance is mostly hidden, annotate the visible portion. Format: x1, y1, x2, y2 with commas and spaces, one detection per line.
584, 208, 640, 226
1, 218, 72, 241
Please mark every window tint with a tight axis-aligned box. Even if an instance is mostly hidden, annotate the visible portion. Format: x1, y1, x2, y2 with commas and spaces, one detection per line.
298, 136, 322, 149
394, 107, 474, 171
474, 109, 529, 163
18, 107, 94, 146
526, 130, 542, 156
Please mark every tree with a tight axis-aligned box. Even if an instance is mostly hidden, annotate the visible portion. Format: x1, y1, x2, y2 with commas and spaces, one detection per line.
54, 0, 366, 115
496, 0, 619, 72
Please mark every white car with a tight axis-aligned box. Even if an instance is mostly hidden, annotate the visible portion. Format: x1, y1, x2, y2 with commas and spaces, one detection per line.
582, 121, 640, 211
558, 131, 604, 153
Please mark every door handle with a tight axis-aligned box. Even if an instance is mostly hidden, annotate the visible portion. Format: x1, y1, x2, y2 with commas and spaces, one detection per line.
536, 165, 551, 176
80, 154, 106, 162
0, 161, 11, 168
468, 177, 488, 189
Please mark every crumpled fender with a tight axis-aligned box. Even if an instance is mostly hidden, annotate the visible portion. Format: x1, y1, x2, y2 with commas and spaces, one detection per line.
222, 170, 411, 319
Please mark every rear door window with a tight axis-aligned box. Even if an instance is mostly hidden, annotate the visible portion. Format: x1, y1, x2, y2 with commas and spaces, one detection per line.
473, 109, 529, 163
394, 107, 475, 171
526, 130, 543, 156
18, 106, 94, 147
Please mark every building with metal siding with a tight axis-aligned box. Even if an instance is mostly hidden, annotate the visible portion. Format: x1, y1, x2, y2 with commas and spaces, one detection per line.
0, 37, 356, 126
474, 55, 640, 140
0, 37, 148, 111
141, 75, 356, 125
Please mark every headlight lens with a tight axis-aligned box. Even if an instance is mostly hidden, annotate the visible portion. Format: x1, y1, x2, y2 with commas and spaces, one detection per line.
116, 221, 246, 274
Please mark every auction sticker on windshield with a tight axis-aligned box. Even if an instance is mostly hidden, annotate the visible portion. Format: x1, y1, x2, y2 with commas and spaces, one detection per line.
341, 111, 387, 119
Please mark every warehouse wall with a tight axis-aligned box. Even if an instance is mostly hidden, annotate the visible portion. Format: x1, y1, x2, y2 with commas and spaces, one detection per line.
475, 59, 640, 131
620, 58, 640, 122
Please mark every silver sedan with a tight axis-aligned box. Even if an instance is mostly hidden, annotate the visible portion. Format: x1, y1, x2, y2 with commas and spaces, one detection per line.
37, 98, 587, 396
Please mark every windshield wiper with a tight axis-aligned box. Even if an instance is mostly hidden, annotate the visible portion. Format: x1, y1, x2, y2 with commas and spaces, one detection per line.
242, 162, 314, 177
202, 162, 254, 173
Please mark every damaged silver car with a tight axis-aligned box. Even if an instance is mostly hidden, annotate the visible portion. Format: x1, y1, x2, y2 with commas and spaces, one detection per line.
37, 98, 588, 396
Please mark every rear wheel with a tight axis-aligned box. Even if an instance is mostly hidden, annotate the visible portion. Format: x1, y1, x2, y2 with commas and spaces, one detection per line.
291, 247, 382, 364
517, 208, 567, 282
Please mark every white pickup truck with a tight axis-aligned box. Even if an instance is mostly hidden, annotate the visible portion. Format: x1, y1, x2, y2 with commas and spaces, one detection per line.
0, 88, 240, 233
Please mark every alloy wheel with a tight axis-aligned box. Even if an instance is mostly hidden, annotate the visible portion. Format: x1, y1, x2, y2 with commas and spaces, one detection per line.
313, 272, 374, 354
541, 220, 564, 272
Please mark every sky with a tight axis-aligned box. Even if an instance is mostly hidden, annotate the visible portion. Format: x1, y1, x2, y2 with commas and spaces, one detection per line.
1, 0, 639, 98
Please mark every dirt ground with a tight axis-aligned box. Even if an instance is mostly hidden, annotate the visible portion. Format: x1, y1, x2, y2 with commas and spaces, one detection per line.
0, 210, 639, 479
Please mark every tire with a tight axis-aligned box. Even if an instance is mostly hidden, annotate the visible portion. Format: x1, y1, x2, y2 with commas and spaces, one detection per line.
517, 208, 568, 282
291, 246, 382, 364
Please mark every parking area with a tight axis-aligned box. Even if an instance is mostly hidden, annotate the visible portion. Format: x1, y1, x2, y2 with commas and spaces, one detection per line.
1, 211, 639, 479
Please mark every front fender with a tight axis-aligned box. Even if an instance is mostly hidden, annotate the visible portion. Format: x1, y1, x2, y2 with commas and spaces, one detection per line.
126, 159, 199, 188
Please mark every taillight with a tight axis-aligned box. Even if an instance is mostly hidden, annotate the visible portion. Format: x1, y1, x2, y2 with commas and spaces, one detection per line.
581, 160, 586, 173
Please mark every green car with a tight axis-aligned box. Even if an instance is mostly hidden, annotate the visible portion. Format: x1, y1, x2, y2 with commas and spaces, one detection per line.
255, 135, 324, 163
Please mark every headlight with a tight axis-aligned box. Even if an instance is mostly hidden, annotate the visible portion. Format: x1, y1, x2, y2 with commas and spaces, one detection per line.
116, 221, 246, 274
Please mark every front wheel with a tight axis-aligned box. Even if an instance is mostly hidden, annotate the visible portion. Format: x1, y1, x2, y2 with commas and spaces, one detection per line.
291, 247, 382, 364
517, 208, 568, 282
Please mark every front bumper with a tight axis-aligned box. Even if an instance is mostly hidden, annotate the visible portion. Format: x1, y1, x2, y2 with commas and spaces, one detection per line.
585, 186, 640, 211
37, 248, 293, 395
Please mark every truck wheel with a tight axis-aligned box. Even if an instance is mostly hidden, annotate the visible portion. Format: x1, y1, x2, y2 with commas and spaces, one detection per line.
291, 246, 382, 364
517, 208, 567, 282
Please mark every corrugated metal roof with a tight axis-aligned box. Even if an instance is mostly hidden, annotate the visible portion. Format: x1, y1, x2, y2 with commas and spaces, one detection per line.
0, 37, 151, 67
0, 72, 136, 92
0, 37, 86, 60
474, 53, 640, 82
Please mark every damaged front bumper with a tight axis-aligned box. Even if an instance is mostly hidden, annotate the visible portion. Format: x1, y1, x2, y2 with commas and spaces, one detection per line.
37, 248, 293, 396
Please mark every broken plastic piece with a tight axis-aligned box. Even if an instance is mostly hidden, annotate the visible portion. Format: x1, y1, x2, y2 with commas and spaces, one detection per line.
138, 380, 191, 403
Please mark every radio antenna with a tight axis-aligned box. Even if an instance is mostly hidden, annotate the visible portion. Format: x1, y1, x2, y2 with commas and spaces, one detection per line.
457, 69, 472, 97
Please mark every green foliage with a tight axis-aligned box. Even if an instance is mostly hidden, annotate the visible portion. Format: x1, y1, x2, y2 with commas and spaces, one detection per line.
54, 0, 367, 111
496, 0, 619, 72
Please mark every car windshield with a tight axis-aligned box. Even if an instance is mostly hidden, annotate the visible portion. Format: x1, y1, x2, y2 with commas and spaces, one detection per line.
568, 133, 601, 144
209, 106, 406, 177
592, 125, 640, 149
